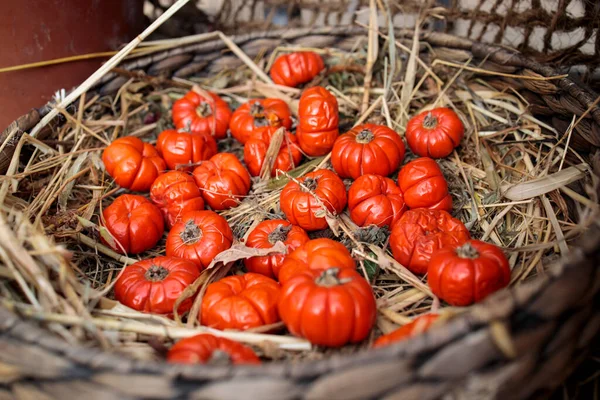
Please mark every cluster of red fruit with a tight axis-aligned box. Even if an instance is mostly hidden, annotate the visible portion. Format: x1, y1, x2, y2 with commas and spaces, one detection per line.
98, 51, 510, 364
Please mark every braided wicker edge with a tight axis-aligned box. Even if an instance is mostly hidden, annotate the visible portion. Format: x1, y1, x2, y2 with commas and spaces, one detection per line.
0, 26, 599, 400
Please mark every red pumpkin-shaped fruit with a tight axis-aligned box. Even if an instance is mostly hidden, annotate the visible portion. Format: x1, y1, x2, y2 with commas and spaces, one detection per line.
229, 98, 292, 144
114, 256, 200, 314
389, 209, 470, 275
278, 267, 376, 347
102, 137, 165, 192
296, 86, 339, 156
428, 240, 511, 306
374, 314, 439, 347
348, 174, 406, 228
244, 127, 303, 177
172, 90, 232, 140
102, 194, 164, 254
192, 153, 251, 210
166, 210, 233, 271
277, 238, 355, 284
270, 51, 325, 87
280, 169, 347, 231
331, 124, 405, 179
167, 334, 260, 365
244, 220, 310, 279
397, 157, 452, 212
405, 107, 464, 159
150, 171, 204, 229
201, 273, 281, 331
156, 128, 217, 171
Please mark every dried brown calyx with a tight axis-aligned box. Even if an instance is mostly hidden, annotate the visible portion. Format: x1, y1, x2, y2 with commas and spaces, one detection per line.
180, 219, 203, 244
315, 268, 352, 287
355, 129, 375, 144
267, 224, 293, 244
196, 101, 212, 118
206, 350, 233, 366
301, 177, 318, 192
455, 242, 479, 259
423, 112, 439, 129
145, 265, 169, 282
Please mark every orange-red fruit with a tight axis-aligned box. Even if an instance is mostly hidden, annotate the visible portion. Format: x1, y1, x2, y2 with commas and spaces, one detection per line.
244, 128, 303, 177
348, 174, 407, 228
156, 129, 217, 171
389, 209, 470, 275
397, 157, 453, 212
229, 98, 292, 144
167, 334, 260, 365
201, 273, 281, 331
296, 86, 339, 156
102, 137, 165, 192
428, 240, 511, 306
280, 169, 347, 231
172, 90, 232, 140
114, 256, 200, 315
150, 171, 205, 229
331, 124, 406, 179
374, 314, 439, 347
165, 210, 233, 271
244, 220, 310, 279
405, 107, 464, 159
102, 194, 164, 254
277, 238, 355, 284
192, 153, 251, 210
270, 51, 325, 87
278, 267, 376, 347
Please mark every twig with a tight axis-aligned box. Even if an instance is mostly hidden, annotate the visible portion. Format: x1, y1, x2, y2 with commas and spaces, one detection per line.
4, 300, 311, 351
73, 233, 137, 265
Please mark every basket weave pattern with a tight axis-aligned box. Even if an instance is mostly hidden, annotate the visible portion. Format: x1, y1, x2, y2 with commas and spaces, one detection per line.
149, 1, 600, 77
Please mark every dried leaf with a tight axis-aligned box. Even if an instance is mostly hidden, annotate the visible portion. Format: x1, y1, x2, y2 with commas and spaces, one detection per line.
206, 242, 287, 270
325, 214, 340, 236
260, 127, 285, 180
172, 268, 214, 323
502, 163, 589, 201
89, 153, 104, 171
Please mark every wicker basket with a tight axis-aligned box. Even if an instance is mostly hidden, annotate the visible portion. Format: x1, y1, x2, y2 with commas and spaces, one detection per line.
1, 1, 599, 399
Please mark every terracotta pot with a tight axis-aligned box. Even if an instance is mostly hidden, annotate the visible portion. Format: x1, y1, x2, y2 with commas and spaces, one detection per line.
0, 0, 146, 130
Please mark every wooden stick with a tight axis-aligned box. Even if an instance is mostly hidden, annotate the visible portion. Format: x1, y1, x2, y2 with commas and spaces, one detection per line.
217, 32, 273, 85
